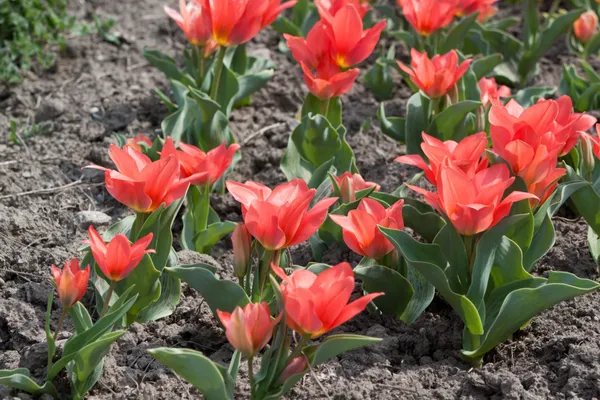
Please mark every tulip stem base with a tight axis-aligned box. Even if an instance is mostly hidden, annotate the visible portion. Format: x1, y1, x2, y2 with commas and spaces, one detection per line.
286, 334, 311, 367
248, 358, 255, 398
100, 281, 116, 318
52, 308, 67, 342
210, 46, 227, 102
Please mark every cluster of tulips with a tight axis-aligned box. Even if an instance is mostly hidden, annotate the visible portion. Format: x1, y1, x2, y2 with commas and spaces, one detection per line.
3, 0, 600, 399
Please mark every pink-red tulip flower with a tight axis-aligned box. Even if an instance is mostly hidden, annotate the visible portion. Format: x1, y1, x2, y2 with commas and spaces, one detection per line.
315, 0, 371, 19
398, 49, 472, 99
278, 357, 308, 384
272, 262, 382, 338
332, 172, 380, 203
232, 223, 252, 279
301, 59, 360, 100
397, 0, 457, 36
455, 0, 498, 21
330, 198, 404, 260
478, 77, 510, 107
226, 179, 338, 250
164, 0, 216, 50
126, 134, 153, 153
51, 259, 90, 308
574, 10, 598, 44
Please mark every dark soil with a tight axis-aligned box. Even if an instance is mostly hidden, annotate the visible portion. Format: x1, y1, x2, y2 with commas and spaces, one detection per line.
1, 0, 599, 399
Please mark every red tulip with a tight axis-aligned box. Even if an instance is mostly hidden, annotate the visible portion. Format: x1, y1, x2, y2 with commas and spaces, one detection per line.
301, 59, 359, 100
164, 0, 214, 47
278, 357, 307, 384
86, 144, 205, 213
232, 223, 252, 279
574, 10, 598, 44
396, 132, 489, 185
455, 0, 498, 21
317, 4, 386, 69
332, 172, 380, 203
315, 0, 371, 19
478, 77, 510, 107
126, 134, 153, 153
330, 198, 404, 259
284, 21, 332, 71
161, 137, 240, 187
198, 0, 297, 46
85, 226, 155, 282
216, 302, 281, 358
397, 0, 457, 36
272, 262, 382, 338
398, 49, 472, 99
51, 259, 90, 308
226, 179, 338, 250
407, 160, 537, 236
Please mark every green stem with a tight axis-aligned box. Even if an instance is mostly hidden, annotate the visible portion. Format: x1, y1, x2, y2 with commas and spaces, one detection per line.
464, 235, 477, 277
100, 280, 117, 318
285, 335, 311, 366
254, 249, 276, 302
50, 307, 68, 367
320, 97, 331, 118
418, 34, 426, 53
548, 0, 560, 16
132, 212, 149, 240
196, 182, 212, 234
210, 46, 227, 102
248, 357, 255, 399
196, 45, 206, 86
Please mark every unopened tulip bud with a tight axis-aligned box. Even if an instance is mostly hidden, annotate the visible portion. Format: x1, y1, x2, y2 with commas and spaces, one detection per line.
51, 259, 90, 309
573, 10, 598, 44
232, 223, 252, 280
278, 357, 307, 384
581, 133, 596, 177
333, 172, 380, 204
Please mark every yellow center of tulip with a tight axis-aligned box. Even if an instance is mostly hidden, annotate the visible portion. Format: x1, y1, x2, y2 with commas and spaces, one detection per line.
336, 54, 350, 70
213, 29, 229, 47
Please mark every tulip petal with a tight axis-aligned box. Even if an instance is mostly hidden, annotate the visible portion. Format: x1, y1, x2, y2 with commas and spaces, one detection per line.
286, 197, 338, 247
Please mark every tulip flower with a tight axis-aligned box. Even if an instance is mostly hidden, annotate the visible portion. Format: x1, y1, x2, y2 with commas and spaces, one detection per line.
330, 198, 404, 260
86, 144, 206, 213
272, 262, 382, 338
396, 132, 489, 185
85, 226, 155, 282
455, 0, 498, 21
315, 0, 371, 19
407, 160, 537, 236
317, 4, 386, 69
284, 21, 331, 71
164, 0, 215, 48
161, 137, 240, 187
278, 357, 307, 384
573, 10, 598, 44
478, 77, 510, 107
51, 259, 90, 309
126, 134, 153, 153
332, 172, 380, 203
199, 0, 297, 47
232, 223, 252, 280
397, 0, 457, 36
226, 179, 338, 250
216, 302, 281, 358
398, 49, 472, 99
301, 57, 359, 101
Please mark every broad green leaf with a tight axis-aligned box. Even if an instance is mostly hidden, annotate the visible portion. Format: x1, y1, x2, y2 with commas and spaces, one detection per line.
405, 92, 431, 156
271, 15, 303, 36
402, 204, 445, 243
434, 223, 469, 294
440, 13, 478, 53
233, 58, 274, 108
580, 59, 600, 82
354, 264, 414, 318
193, 221, 237, 254
377, 103, 405, 143
463, 271, 599, 362
380, 228, 484, 335
512, 86, 556, 108
149, 348, 232, 400
365, 58, 395, 101
427, 101, 481, 142
68, 302, 93, 334
575, 83, 600, 112
72, 330, 125, 383
143, 48, 195, 87
566, 165, 600, 235
482, 29, 523, 62
400, 264, 435, 324
588, 226, 600, 265
472, 53, 503, 79
303, 334, 382, 366
136, 271, 181, 323
166, 264, 250, 317
301, 94, 342, 129
0, 369, 58, 398
523, 0, 539, 49
490, 237, 532, 289
281, 135, 314, 182
307, 158, 335, 190
523, 214, 555, 272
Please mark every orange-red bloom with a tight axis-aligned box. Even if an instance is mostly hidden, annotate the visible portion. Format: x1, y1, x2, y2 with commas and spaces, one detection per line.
330, 198, 404, 259
161, 137, 240, 187
455, 0, 498, 21
216, 302, 281, 358
398, 49, 472, 99
478, 77, 510, 107
407, 160, 537, 236
51, 259, 90, 308
332, 172, 380, 203
315, 0, 371, 19
278, 357, 307, 384
397, 0, 457, 36
226, 179, 337, 250
542, 96, 597, 156
87, 144, 205, 213
396, 132, 489, 185
85, 226, 155, 282
285, 21, 332, 70
232, 223, 252, 279
317, 4, 386, 69
126, 134, 153, 153
197, 0, 297, 46
165, 0, 216, 51
573, 10, 598, 44
272, 262, 382, 338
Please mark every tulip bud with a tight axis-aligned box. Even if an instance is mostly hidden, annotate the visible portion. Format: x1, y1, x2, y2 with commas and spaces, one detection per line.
232, 223, 252, 280
573, 10, 598, 44
580, 133, 596, 177
278, 357, 308, 384
51, 259, 90, 309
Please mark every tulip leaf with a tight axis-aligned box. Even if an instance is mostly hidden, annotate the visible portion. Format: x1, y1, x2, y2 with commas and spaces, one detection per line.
523, 214, 555, 272
308, 158, 335, 190
233, 55, 274, 108
281, 134, 314, 182
427, 101, 482, 142
193, 221, 237, 254
574, 83, 600, 112
400, 264, 436, 324
433, 223, 469, 294
68, 302, 93, 334
402, 204, 446, 243
166, 264, 250, 317
149, 348, 233, 400
45, 291, 56, 365
143, 48, 195, 87
566, 165, 600, 235
303, 334, 382, 367
523, 0, 539, 49
490, 237, 532, 289
318, 199, 362, 246
72, 330, 125, 383
380, 227, 484, 335
354, 264, 414, 318
377, 103, 405, 143
511, 86, 555, 108
462, 271, 599, 363
301, 93, 342, 129
0, 369, 59, 398
482, 29, 523, 63
405, 92, 431, 156
588, 226, 600, 266
440, 12, 478, 54
467, 214, 528, 313
584, 32, 600, 60
471, 53, 503, 79
365, 57, 395, 101
136, 271, 182, 323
